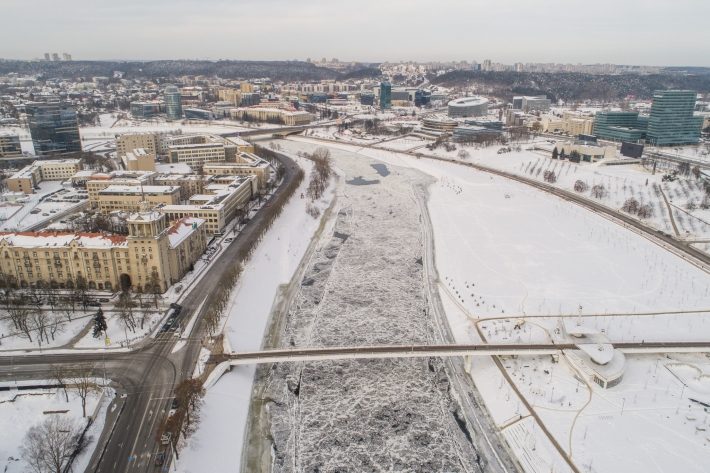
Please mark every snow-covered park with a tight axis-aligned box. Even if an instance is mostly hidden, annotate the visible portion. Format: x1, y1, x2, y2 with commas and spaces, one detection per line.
0, 383, 109, 473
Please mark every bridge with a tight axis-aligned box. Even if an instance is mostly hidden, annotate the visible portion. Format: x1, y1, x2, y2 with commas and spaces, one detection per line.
220, 125, 310, 139
210, 340, 710, 365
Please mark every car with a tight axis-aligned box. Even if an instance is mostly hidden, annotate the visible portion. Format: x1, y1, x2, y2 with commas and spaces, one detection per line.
98, 298, 110, 303
86, 301, 101, 307
171, 398, 179, 409
161, 432, 172, 445
154, 452, 165, 466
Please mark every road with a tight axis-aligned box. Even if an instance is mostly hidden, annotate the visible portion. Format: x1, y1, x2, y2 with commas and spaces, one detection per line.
0, 150, 302, 473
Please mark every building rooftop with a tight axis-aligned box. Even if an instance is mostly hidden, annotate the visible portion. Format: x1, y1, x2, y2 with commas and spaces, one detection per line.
0, 231, 127, 248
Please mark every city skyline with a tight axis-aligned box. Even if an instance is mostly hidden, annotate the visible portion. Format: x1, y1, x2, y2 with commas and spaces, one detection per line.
1, 0, 709, 67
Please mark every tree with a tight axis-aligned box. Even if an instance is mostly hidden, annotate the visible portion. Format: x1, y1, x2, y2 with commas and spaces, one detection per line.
21, 416, 81, 473
591, 184, 606, 199
458, 149, 470, 160
67, 368, 101, 418
75, 275, 89, 310
552, 147, 559, 160
573, 180, 589, 193
637, 204, 654, 219
621, 197, 640, 214
569, 150, 581, 163
92, 309, 107, 338
147, 271, 162, 309
57, 298, 75, 323
116, 292, 137, 333
174, 378, 205, 437
51, 364, 70, 402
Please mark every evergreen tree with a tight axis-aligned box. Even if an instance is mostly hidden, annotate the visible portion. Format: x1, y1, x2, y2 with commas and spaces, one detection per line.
552, 147, 559, 159
92, 308, 107, 338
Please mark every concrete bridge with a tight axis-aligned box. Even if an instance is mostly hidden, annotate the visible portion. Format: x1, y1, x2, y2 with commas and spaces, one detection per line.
209, 340, 710, 366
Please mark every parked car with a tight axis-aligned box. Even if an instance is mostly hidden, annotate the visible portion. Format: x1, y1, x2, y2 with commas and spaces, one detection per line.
161, 432, 172, 445
154, 452, 165, 466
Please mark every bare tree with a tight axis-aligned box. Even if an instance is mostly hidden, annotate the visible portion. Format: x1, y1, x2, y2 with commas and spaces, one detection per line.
116, 292, 137, 333
67, 368, 101, 418
20, 416, 81, 473
573, 180, 589, 193
50, 364, 70, 402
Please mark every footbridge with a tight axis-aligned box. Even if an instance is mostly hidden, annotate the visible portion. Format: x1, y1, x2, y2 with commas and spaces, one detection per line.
210, 340, 710, 366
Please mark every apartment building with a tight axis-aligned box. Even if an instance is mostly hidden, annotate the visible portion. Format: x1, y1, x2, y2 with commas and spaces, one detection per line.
0, 210, 207, 293
230, 107, 313, 126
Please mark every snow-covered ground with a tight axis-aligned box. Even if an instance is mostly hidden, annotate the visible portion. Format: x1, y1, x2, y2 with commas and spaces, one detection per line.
178, 154, 336, 473
0, 385, 108, 473
285, 137, 710, 473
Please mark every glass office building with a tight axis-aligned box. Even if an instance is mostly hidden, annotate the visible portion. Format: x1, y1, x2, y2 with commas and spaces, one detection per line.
592, 111, 647, 142
163, 85, 183, 121
25, 102, 82, 156
647, 90, 703, 146
379, 82, 391, 110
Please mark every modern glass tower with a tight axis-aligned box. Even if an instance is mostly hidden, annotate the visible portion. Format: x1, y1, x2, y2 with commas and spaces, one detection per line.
164, 85, 183, 121
379, 82, 392, 110
25, 102, 82, 156
647, 90, 703, 146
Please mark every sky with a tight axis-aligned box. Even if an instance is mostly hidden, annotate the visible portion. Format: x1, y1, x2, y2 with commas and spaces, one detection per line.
0, 0, 708, 66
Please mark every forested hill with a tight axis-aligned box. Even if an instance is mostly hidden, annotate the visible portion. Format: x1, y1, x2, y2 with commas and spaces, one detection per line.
0, 60, 342, 81
430, 70, 710, 102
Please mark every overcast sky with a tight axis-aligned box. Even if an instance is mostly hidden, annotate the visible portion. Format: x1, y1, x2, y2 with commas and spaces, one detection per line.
1, 0, 708, 66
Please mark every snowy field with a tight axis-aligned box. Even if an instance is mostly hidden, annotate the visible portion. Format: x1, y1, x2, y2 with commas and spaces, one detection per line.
0, 385, 108, 473
178, 155, 336, 473
286, 137, 710, 473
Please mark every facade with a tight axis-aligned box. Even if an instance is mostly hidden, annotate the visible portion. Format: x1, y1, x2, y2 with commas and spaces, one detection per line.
161, 175, 257, 235
130, 101, 163, 119
447, 96, 489, 118
123, 148, 156, 172
92, 185, 181, 213
452, 126, 502, 142
184, 108, 215, 120
229, 108, 313, 126
116, 132, 159, 157
0, 132, 22, 158
556, 140, 616, 162
647, 90, 703, 146
6, 159, 81, 194
202, 152, 271, 189
379, 82, 392, 110
154, 174, 212, 201
165, 135, 232, 171
593, 111, 647, 142
26, 102, 82, 156
421, 114, 458, 134
163, 85, 183, 121
542, 112, 594, 136
85, 171, 155, 201
0, 211, 206, 293
513, 95, 551, 112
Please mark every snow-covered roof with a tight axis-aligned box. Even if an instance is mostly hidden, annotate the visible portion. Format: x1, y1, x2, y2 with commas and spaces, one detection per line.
0, 231, 127, 249
167, 217, 204, 248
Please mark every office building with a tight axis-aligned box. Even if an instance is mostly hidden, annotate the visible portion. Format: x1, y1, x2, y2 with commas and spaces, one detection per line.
92, 185, 181, 213
116, 132, 159, 157
164, 85, 183, 121
26, 102, 82, 156
6, 159, 81, 194
647, 90, 703, 146
593, 111, 647, 142
229, 108, 313, 126
0, 132, 22, 158
123, 148, 156, 172
202, 152, 272, 189
379, 82, 392, 110
130, 101, 163, 119
448, 96, 489, 118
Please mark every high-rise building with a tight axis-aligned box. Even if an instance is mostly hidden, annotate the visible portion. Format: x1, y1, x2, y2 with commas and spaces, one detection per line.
43, 53, 50, 61
592, 111, 647, 142
25, 102, 82, 156
163, 85, 183, 121
647, 90, 703, 146
62, 53, 72, 61
379, 82, 392, 110
51, 53, 59, 61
